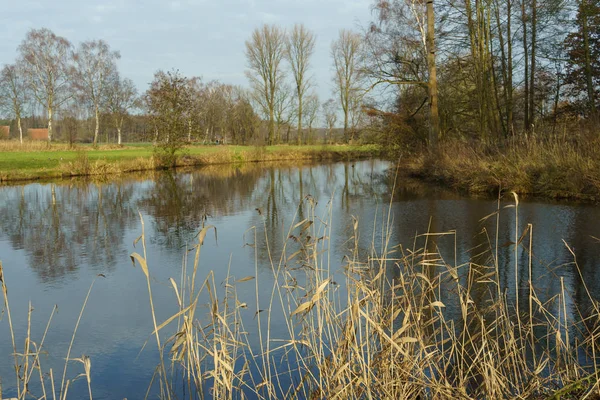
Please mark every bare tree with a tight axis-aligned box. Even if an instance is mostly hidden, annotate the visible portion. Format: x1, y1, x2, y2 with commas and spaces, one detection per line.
0, 64, 28, 143
323, 98, 338, 144
72, 39, 120, 146
331, 29, 362, 143
144, 69, 193, 165
285, 24, 316, 145
245, 24, 287, 145
105, 70, 138, 145
18, 28, 72, 143
274, 83, 294, 143
303, 92, 320, 144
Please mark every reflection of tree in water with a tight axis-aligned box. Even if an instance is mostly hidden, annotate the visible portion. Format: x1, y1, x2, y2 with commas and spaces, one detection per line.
0, 181, 137, 282
137, 167, 264, 249
247, 161, 393, 270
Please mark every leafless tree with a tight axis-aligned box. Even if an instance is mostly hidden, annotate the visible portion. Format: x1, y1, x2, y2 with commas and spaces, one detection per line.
0, 64, 28, 143
274, 83, 295, 143
303, 92, 320, 144
331, 29, 363, 143
105, 70, 138, 145
72, 39, 121, 146
323, 98, 338, 144
285, 24, 316, 144
18, 28, 72, 143
245, 24, 287, 145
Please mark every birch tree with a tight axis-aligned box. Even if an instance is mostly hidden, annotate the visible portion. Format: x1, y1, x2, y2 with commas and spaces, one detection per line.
72, 39, 120, 146
18, 28, 72, 143
245, 24, 287, 145
0, 64, 28, 143
285, 24, 316, 144
106, 70, 138, 145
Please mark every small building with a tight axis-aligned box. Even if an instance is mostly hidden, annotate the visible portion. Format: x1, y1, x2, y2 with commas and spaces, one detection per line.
28, 128, 49, 141
0, 125, 9, 139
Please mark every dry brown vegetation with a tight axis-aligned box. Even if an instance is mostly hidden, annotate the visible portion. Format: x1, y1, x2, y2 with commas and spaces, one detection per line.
404, 137, 600, 202
0, 262, 99, 400
129, 195, 600, 399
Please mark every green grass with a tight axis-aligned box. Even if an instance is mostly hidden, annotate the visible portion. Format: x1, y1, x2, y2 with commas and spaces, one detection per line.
0, 143, 383, 183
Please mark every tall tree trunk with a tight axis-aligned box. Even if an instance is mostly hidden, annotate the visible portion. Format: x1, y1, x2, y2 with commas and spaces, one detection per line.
17, 114, 23, 144
47, 106, 53, 143
495, 0, 509, 138
529, 0, 537, 128
343, 105, 349, 143
507, 0, 514, 136
116, 116, 123, 146
552, 67, 561, 135
297, 96, 303, 145
269, 108, 275, 145
582, 1, 598, 123
426, 0, 440, 150
521, 0, 530, 131
93, 105, 100, 146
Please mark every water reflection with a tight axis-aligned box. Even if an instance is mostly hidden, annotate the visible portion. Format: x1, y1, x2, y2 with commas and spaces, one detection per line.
0, 160, 599, 398
0, 182, 138, 282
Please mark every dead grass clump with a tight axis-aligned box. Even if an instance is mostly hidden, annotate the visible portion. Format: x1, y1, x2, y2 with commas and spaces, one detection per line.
0, 140, 66, 152
0, 261, 102, 400
406, 138, 600, 201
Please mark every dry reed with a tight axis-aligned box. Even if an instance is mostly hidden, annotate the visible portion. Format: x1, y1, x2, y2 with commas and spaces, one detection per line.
0, 262, 102, 400
129, 192, 600, 399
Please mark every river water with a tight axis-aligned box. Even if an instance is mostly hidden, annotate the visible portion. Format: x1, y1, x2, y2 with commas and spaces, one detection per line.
0, 159, 599, 399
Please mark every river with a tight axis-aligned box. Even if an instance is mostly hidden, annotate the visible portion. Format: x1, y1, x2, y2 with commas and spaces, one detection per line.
0, 159, 598, 399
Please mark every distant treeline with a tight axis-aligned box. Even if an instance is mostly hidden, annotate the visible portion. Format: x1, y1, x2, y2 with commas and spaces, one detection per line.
1, 0, 598, 149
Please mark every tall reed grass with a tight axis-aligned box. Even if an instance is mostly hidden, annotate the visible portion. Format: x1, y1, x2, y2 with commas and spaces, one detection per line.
0, 262, 102, 400
407, 137, 600, 201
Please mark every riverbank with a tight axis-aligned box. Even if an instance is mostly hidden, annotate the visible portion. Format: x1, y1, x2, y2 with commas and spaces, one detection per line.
0, 143, 382, 183
402, 138, 600, 202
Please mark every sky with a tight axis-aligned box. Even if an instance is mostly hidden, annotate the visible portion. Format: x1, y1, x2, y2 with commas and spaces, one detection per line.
1, 0, 374, 105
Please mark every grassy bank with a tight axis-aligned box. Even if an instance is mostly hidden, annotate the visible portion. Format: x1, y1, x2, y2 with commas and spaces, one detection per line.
0, 142, 382, 183
2, 197, 600, 399
403, 138, 600, 202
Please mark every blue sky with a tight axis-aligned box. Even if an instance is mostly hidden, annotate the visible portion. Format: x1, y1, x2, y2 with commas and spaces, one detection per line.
1, 0, 373, 103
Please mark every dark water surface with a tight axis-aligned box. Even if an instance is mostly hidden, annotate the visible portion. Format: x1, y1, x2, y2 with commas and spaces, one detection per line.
0, 159, 599, 399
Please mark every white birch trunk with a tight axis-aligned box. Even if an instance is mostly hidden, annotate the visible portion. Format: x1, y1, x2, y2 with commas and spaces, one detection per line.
94, 106, 100, 145
47, 106, 53, 143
